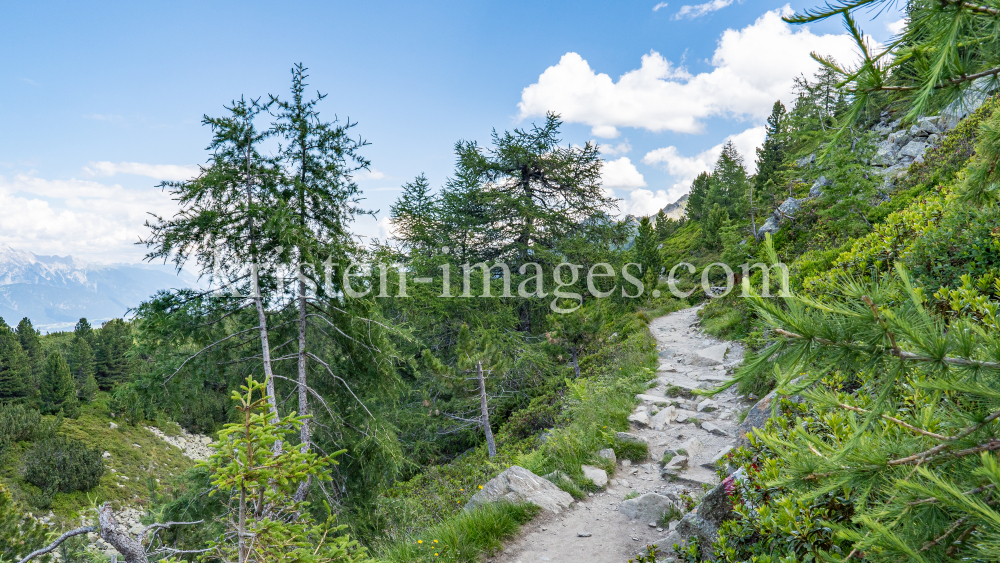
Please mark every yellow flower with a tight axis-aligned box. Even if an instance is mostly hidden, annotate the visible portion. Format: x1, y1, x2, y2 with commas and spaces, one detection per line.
478, 485, 483, 489
433, 540, 438, 543
418, 540, 423, 544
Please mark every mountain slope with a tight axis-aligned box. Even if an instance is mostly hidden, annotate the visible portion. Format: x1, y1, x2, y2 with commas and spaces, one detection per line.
0, 246, 194, 331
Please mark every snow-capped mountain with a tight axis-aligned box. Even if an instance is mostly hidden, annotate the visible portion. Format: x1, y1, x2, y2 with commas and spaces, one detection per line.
0, 245, 195, 332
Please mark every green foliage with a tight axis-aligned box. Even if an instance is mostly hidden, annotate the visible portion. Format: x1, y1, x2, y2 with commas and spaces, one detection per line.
94, 319, 132, 390
0, 325, 32, 403
0, 484, 50, 563
70, 335, 97, 402
613, 435, 649, 463
39, 352, 79, 418
200, 375, 369, 563
0, 403, 41, 447
21, 435, 104, 497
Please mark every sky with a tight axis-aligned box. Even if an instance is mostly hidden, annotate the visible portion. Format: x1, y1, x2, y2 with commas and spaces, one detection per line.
0, 0, 904, 264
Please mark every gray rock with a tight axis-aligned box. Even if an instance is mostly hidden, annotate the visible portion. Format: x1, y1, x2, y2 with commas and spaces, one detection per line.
650, 406, 677, 430
916, 116, 941, 135
620, 492, 678, 523
664, 455, 688, 470
628, 411, 650, 428
634, 530, 686, 562
577, 531, 592, 537
690, 344, 728, 367
927, 133, 941, 146
795, 153, 816, 167
675, 468, 748, 559
597, 448, 617, 465
899, 140, 928, 159
888, 130, 911, 148
808, 176, 831, 198
757, 216, 780, 237
616, 432, 647, 445
776, 197, 801, 218
703, 445, 734, 470
658, 348, 676, 358
696, 399, 719, 413
581, 465, 608, 487
700, 421, 728, 436
109, 422, 118, 430
874, 141, 897, 165
636, 393, 673, 406
102, 451, 111, 459
465, 465, 574, 514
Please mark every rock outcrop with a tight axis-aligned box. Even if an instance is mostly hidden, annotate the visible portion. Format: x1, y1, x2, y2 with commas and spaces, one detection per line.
465, 465, 574, 514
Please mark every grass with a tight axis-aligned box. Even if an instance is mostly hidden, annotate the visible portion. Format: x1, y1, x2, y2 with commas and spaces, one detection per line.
376, 501, 540, 563
1, 393, 194, 523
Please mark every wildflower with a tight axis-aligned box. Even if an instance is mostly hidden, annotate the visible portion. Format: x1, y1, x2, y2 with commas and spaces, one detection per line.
479, 485, 483, 489
418, 540, 423, 544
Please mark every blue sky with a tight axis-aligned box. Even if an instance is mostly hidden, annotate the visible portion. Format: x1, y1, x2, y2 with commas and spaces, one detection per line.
0, 0, 903, 263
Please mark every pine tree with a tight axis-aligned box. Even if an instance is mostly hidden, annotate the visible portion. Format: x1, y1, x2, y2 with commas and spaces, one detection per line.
15, 318, 42, 396
686, 172, 712, 221
753, 101, 786, 234
71, 337, 97, 402
634, 216, 662, 298
390, 173, 439, 252
0, 326, 31, 403
95, 319, 132, 390
40, 352, 78, 417
712, 141, 749, 218
74, 318, 95, 347
703, 203, 730, 252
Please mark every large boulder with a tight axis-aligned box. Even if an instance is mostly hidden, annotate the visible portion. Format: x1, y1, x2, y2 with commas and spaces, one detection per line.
675, 468, 748, 559
735, 391, 777, 447
898, 140, 928, 159
776, 197, 801, 218
757, 216, 780, 237
620, 492, 678, 523
465, 466, 574, 513
809, 176, 832, 198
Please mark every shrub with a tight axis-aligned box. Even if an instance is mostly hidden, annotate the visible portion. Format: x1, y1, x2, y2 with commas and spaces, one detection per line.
21, 435, 105, 494
614, 436, 649, 462
0, 404, 40, 445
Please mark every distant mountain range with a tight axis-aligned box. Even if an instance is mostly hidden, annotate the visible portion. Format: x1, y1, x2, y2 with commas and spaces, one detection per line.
0, 246, 196, 332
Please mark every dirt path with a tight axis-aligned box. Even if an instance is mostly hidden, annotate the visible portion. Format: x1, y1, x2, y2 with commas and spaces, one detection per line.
490, 306, 744, 563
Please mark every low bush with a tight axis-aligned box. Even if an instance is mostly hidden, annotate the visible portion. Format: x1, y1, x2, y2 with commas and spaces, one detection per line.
21, 435, 105, 495
0, 404, 40, 445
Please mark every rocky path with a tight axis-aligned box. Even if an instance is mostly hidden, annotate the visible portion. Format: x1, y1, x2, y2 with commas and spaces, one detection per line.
490, 306, 744, 563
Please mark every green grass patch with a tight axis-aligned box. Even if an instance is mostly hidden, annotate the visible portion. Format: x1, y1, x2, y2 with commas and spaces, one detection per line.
376, 501, 540, 563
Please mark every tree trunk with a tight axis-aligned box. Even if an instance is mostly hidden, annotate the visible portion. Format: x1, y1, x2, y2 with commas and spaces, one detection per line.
293, 274, 312, 502
252, 265, 281, 453
749, 183, 759, 242
238, 485, 248, 563
571, 347, 581, 378
99, 505, 148, 563
477, 361, 496, 458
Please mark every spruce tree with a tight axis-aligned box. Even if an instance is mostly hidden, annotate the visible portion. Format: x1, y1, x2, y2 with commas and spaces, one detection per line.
71, 336, 97, 402
15, 318, 42, 394
74, 318, 95, 347
753, 101, 786, 233
95, 319, 132, 390
686, 172, 712, 222
0, 326, 31, 403
634, 216, 662, 298
40, 352, 78, 417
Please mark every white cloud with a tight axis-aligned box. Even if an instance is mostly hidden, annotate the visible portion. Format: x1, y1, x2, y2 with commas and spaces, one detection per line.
356, 168, 387, 181
623, 189, 673, 216
352, 215, 395, 243
642, 125, 765, 200
519, 7, 865, 134
886, 18, 907, 35
653, 2, 670, 11
591, 125, 620, 138
600, 139, 632, 156
83, 161, 199, 181
601, 157, 647, 189
675, 0, 735, 19
0, 174, 177, 263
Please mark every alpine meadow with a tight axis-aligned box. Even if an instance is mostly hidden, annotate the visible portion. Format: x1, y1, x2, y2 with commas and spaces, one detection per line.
3, 1, 1000, 563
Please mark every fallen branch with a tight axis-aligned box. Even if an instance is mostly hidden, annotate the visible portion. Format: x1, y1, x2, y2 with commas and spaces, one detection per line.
18, 526, 97, 563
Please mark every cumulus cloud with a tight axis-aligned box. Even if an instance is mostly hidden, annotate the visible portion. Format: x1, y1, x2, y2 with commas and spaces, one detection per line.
887, 18, 907, 35
642, 125, 766, 200
83, 161, 200, 181
653, 2, 670, 11
518, 7, 865, 134
675, 0, 735, 19
601, 157, 647, 189
599, 139, 632, 156
0, 174, 177, 263
356, 168, 387, 181
622, 189, 674, 216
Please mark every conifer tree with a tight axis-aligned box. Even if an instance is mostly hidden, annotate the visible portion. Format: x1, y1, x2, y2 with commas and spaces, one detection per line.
634, 216, 662, 298
389, 173, 438, 253
686, 172, 712, 221
753, 101, 786, 235
0, 326, 31, 403
95, 319, 132, 390
545, 306, 604, 378
71, 337, 97, 402
40, 352, 78, 417
15, 318, 42, 395
270, 63, 372, 463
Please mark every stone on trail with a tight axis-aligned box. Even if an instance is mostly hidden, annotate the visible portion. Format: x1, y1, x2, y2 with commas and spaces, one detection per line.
696, 398, 718, 412
735, 390, 802, 447
664, 455, 688, 470
690, 343, 728, 367
465, 466, 574, 514
619, 492, 678, 523
700, 421, 728, 437
628, 411, 650, 427
597, 448, 617, 465
703, 445, 734, 470
636, 393, 673, 406
675, 468, 748, 559
581, 465, 608, 487
649, 406, 676, 430
616, 432, 647, 445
